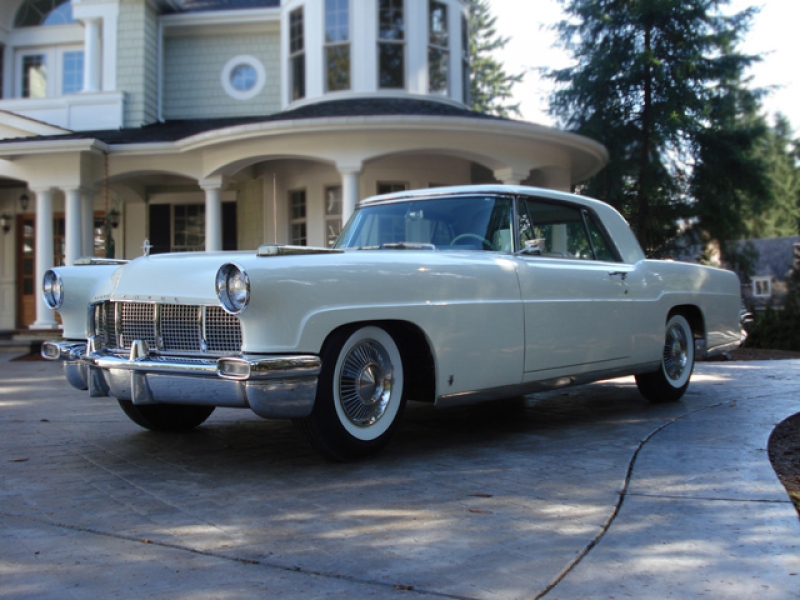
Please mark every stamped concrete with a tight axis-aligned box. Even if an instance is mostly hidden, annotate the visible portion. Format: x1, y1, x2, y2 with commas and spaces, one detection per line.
1, 351, 798, 599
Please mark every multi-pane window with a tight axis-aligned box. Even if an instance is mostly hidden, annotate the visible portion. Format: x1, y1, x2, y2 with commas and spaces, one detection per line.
230, 64, 257, 92
62, 50, 83, 94
325, 0, 350, 92
752, 277, 771, 298
173, 204, 205, 252
289, 8, 305, 101
15, 0, 75, 27
428, 1, 449, 94
325, 186, 343, 247
377, 182, 407, 195
462, 14, 470, 105
22, 55, 47, 98
290, 190, 307, 246
378, 0, 404, 89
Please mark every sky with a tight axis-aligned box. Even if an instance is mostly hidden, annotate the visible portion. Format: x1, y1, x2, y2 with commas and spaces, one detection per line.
490, 0, 800, 134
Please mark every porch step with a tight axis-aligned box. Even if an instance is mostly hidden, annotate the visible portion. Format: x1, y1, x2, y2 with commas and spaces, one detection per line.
0, 330, 62, 354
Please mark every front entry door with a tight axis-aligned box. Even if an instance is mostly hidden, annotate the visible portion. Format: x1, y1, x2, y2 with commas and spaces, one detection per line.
16, 213, 107, 328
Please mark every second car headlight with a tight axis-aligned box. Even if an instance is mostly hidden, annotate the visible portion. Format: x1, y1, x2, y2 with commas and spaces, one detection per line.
43, 269, 64, 309
216, 263, 250, 315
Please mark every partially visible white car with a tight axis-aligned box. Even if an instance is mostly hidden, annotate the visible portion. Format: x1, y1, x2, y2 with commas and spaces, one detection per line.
42, 185, 742, 460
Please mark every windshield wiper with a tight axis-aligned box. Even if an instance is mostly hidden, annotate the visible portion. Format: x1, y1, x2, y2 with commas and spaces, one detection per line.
380, 242, 436, 250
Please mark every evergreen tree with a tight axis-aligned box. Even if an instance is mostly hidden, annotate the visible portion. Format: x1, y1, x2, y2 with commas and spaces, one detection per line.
745, 115, 800, 238
548, 0, 766, 255
468, 0, 523, 118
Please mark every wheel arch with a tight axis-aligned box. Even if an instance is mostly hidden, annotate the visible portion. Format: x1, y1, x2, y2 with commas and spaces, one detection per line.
319, 319, 437, 404
667, 305, 705, 341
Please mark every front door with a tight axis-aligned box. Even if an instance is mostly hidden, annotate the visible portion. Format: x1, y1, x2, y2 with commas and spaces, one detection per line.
15, 213, 107, 328
515, 197, 634, 377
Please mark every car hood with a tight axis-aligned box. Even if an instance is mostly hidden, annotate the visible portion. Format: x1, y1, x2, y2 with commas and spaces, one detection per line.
93, 251, 254, 305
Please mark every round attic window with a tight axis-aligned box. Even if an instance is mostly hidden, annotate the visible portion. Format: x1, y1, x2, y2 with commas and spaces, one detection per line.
221, 56, 265, 101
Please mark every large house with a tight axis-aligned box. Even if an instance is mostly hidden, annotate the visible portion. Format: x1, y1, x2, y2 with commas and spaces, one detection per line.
0, 0, 608, 331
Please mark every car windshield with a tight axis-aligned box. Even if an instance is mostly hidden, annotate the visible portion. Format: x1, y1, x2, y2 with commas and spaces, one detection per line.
334, 195, 514, 252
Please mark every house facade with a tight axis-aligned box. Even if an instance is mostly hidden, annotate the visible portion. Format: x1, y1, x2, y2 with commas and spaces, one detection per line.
0, 0, 608, 332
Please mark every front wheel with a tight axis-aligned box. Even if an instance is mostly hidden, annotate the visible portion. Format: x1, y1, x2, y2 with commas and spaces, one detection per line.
118, 400, 215, 432
296, 325, 406, 461
636, 314, 695, 403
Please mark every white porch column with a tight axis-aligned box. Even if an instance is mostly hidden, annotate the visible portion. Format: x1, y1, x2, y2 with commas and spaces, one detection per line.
81, 191, 94, 257
82, 18, 102, 92
338, 165, 362, 224
64, 188, 82, 266
31, 187, 57, 330
200, 179, 223, 252
493, 166, 531, 186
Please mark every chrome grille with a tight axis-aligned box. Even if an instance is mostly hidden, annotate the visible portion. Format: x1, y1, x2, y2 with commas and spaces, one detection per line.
94, 301, 242, 355
120, 303, 156, 349
161, 305, 201, 351
205, 307, 243, 353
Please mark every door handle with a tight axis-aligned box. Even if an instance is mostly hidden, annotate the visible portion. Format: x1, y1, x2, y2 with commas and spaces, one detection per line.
608, 271, 628, 281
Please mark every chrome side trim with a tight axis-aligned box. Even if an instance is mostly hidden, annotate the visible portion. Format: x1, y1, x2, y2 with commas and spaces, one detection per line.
435, 361, 662, 409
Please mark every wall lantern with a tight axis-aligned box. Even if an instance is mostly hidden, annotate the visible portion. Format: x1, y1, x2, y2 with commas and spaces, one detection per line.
106, 208, 120, 229
19, 193, 30, 212
0, 213, 11, 234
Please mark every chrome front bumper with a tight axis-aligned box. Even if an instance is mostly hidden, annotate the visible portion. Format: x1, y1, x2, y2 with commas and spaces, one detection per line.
41, 339, 321, 420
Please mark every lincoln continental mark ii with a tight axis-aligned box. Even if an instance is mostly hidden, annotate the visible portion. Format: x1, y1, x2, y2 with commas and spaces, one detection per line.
41, 185, 742, 460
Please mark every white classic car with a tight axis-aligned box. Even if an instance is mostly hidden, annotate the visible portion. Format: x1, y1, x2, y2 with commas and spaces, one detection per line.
42, 185, 742, 460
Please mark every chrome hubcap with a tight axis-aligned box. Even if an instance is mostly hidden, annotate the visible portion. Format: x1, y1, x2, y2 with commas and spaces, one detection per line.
663, 324, 689, 381
339, 340, 394, 426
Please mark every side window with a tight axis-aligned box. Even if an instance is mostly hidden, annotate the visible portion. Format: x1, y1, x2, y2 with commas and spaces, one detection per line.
583, 211, 618, 262
522, 199, 617, 261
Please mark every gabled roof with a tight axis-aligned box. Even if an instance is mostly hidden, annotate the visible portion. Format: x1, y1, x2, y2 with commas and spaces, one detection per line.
0, 98, 501, 146
733, 237, 800, 279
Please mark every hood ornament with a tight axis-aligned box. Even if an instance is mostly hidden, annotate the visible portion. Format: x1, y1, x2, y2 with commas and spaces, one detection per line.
141, 238, 153, 257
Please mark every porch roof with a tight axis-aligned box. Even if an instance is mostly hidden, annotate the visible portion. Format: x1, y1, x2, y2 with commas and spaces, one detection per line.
0, 99, 501, 147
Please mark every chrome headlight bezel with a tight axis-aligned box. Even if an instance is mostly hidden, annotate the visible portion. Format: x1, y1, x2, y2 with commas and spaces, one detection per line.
216, 263, 250, 315
43, 269, 64, 309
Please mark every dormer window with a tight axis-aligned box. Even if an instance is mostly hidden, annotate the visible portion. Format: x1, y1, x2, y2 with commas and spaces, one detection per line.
289, 7, 305, 101
325, 0, 350, 92
428, 1, 449, 94
378, 0, 405, 89
15, 0, 75, 28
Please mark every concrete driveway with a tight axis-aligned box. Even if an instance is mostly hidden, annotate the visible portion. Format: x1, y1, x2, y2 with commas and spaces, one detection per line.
1, 352, 798, 599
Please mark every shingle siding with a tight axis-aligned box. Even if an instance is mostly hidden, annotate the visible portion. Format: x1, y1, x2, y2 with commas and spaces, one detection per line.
118, 0, 159, 127
163, 33, 280, 119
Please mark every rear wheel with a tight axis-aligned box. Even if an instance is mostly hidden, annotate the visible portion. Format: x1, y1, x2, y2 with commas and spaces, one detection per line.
636, 314, 695, 403
296, 325, 406, 461
118, 400, 215, 432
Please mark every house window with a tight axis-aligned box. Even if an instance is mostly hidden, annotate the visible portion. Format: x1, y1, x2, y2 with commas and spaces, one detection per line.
461, 14, 470, 105
378, 0, 405, 89
221, 55, 266, 100
289, 8, 305, 101
325, 186, 343, 247
22, 54, 47, 98
429, 1, 449, 94
173, 204, 205, 252
377, 182, 407, 195
752, 277, 771, 298
290, 190, 307, 246
15, 0, 75, 28
325, 0, 350, 92
62, 50, 83, 94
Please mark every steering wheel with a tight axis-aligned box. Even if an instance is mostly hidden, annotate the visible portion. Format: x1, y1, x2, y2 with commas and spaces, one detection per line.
449, 233, 496, 251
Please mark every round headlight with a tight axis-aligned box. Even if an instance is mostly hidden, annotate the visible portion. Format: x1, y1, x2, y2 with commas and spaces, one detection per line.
216, 263, 250, 315
43, 269, 64, 309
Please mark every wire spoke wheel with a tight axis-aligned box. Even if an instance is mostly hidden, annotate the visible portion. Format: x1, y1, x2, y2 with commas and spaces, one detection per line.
636, 314, 695, 403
